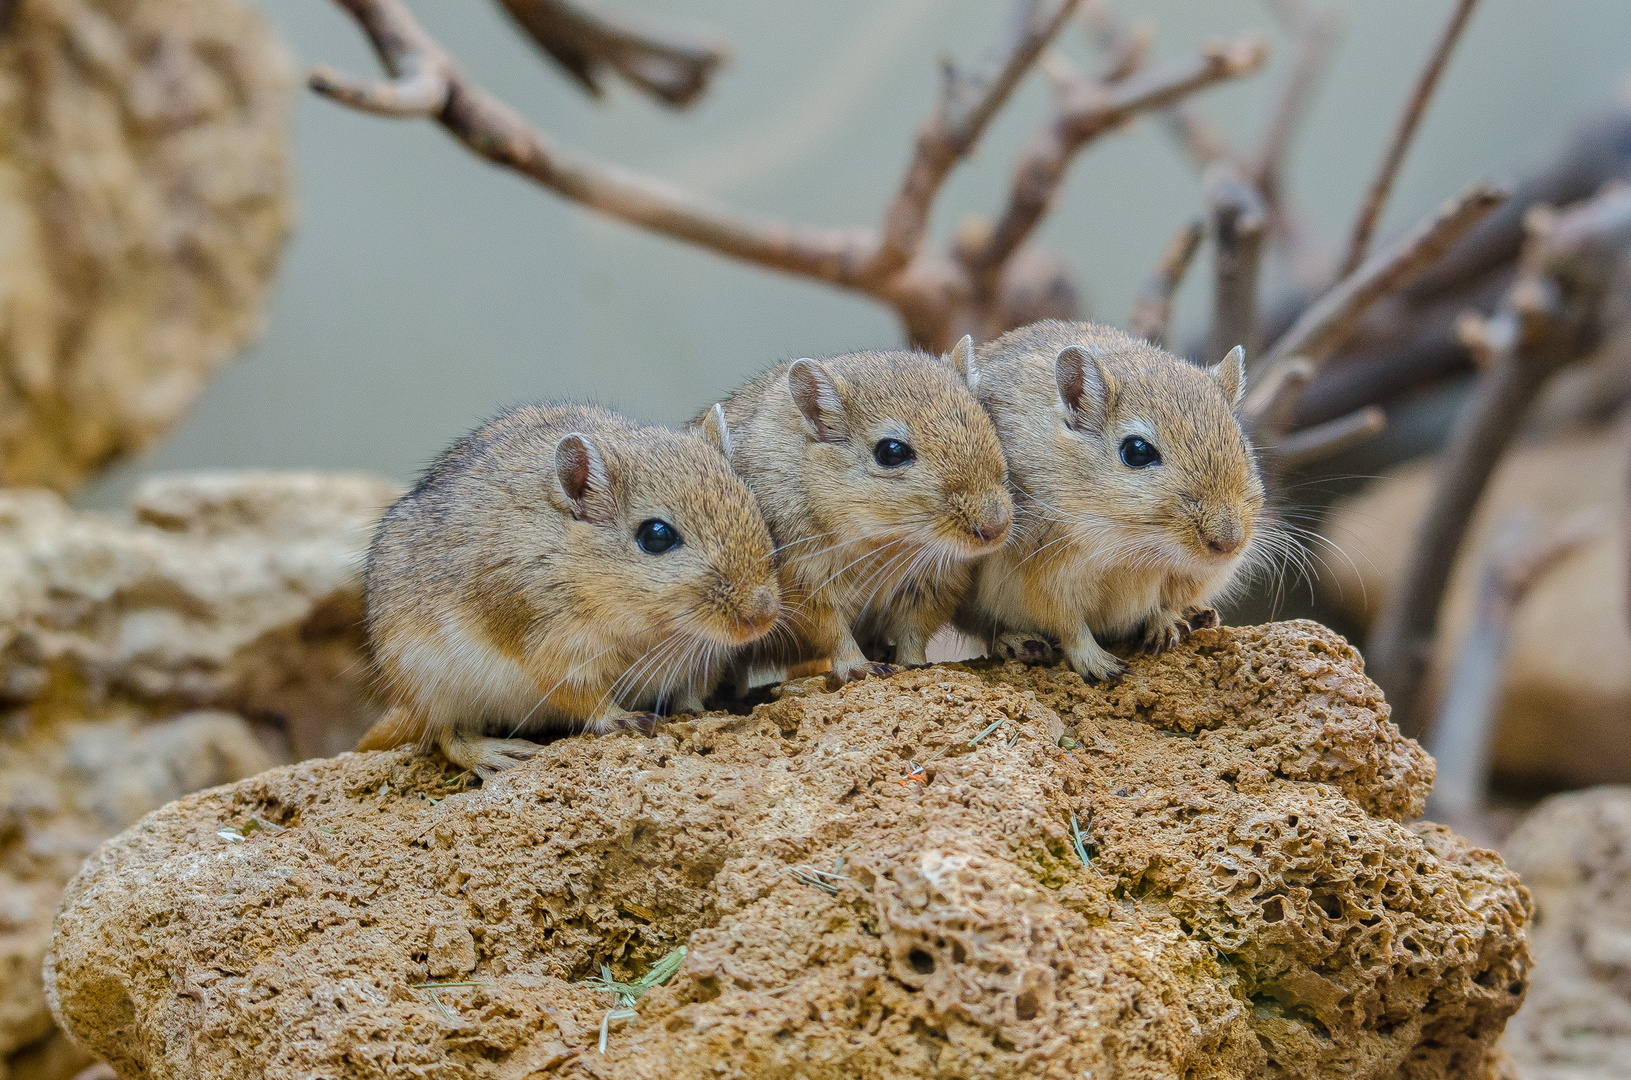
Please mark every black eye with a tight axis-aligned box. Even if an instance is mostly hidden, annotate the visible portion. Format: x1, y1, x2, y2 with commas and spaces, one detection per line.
1119, 436, 1161, 468
635, 518, 681, 554
873, 439, 915, 468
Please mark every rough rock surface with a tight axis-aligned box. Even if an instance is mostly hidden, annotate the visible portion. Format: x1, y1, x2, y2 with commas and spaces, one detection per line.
1, 470, 397, 1080
2, 711, 272, 1080
1321, 423, 1631, 787
0, 0, 293, 493
45, 622, 1531, 1080
0, 471, 399, 758
1499, 786, 1631, 1080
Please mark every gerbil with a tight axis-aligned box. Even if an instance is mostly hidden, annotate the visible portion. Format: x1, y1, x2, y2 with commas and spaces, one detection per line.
956, 320, 1264, 682
358, 402, 779, 777
706, 339, 1013, 686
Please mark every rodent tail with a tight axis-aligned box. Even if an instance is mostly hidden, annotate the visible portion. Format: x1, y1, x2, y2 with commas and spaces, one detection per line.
356, 705, 427, 752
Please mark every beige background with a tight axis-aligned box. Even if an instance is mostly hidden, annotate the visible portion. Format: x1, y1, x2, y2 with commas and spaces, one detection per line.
86, 0, 1631, 498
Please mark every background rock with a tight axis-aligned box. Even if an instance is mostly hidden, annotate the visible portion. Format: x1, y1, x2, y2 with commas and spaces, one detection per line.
1499, 786, 1631, 1080
1320, 423, 1631, 788
44, 622, 1530, 1080
0, 0, 293, 494
0, 470, 396, 1080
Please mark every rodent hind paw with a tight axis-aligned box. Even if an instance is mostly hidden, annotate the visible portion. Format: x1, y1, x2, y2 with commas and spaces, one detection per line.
994, 632, 1056, 664
440, 735, 543, 780
1065, 643, 1125, 686
1180, 605, 1219, 633
594, 709, 660, 736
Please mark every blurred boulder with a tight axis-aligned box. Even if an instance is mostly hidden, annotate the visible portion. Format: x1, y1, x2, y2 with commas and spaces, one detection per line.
1321, 423, 1631, 787
1499, 786, 1631, 1080
0, 471, 399, 759
0, 0, 294, 494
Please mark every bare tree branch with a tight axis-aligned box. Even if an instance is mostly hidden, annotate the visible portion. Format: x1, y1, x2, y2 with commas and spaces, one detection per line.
969, 37, 1268, 291
1128, 218, 1203, 347
1206, 161, 1268, 363
312, 0, 872, 284
1424, 509, 1602, 833
1367, 182, 1631, 739
1251, 0, 1339, 210
872, 0, 1084, 280
1243, 182, 1507, 431
1269, 405, 1386, 467
308, 0, 451, 117
495, 0, 729, 109
1338, 0, 1483, 278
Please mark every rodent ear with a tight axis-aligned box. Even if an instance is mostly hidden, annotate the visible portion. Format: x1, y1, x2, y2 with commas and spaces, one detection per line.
697, 402, 733, 461
1055, 345, 1115, 433
554, 433, 613, 524
1210, 345, 1247, 410
787, 358, 847, 443
946, 334, 979, 388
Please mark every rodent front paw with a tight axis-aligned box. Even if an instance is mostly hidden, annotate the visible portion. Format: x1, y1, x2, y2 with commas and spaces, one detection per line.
1065, 642, 1125, 685
1180, 605, 1219, 633
1139, 618, 1183, 655
825, 660, 896, 690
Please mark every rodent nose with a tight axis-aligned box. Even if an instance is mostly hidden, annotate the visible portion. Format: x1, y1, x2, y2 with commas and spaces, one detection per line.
968, 494, 1013, 546
741, 585, 780, 631
1206, 535, 1243, 556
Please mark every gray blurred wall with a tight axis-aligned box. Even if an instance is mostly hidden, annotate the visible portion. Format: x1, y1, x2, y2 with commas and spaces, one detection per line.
87, 0, 1631, 496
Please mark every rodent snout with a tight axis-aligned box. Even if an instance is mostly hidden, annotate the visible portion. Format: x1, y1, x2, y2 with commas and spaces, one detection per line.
950, 490, 1014, 550
1194, 510, 1248, 559
738, 585, 780, 634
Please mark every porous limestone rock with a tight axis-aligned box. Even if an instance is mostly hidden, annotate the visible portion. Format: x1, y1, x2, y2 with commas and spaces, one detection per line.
1499, 786, 1631, 1080
44, 622, 1532, 1080
2, 711, 272, 1080
1321, 424, 1631, 787
0, 0, 293, 493
0, 471, 399, 759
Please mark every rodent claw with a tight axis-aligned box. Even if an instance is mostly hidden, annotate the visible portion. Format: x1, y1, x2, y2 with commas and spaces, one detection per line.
611, 711, 660, 735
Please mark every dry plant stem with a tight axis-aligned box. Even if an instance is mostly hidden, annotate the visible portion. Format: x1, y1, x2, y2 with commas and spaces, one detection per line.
968, 37, 1267, 292
1367, 183, 1631, 739
1269, 405, 1385, 468
1424, 511, 1602, 827
1243, 182, 1507, 431
1206, 162, 1268, 363
1339, 0, 1483, 278
873, 0, 1085, 279
1128, 219, 1203, 347
495, 0, 728, 108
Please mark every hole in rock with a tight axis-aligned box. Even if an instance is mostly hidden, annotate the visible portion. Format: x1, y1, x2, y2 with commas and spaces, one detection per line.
1015, 989, 1040, 1020
907, 948, 936, 975
1261, 897, 1285, 923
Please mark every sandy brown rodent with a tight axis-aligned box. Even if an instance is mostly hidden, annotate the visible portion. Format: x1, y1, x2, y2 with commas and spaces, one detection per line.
357, 402, 779, 777
704, 339, 1013, 686
955, 320, 1264, 682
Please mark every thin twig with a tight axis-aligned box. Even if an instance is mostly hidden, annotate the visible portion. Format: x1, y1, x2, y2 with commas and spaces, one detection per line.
1128, 219, 1203, 347
1206, 161, 1268, 363
1251, 0, 1339, 208
1338, 0, 1483, 278
1367, 183, 1631, 737
1243, 182, 1507, 433
1425, 510, 1602, 831
1267, 405, 1385, 467
495, 0, 729, 108
969, 36, 1268, 290
872, 0, 1085, 279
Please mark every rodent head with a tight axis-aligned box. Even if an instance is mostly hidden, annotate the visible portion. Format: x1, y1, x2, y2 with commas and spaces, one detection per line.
783, 343, 1013, 560
975, 321, 1264, 576
551, 416, 779, 649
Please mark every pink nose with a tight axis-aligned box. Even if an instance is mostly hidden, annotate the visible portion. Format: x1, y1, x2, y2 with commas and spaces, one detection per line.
1206, 536, 1242, 556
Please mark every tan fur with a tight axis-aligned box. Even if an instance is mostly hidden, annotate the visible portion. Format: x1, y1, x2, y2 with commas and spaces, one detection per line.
706, 346, 1012, 684
361, 403, 778, 777
955, 321, 1265, 681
